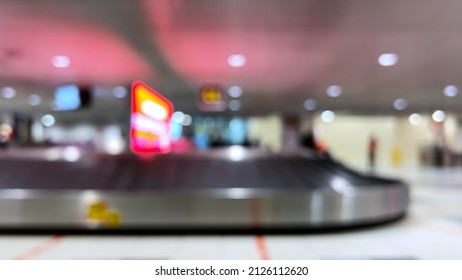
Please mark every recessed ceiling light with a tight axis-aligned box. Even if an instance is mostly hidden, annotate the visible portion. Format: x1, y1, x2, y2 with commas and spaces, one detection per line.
2, 87, 16, 99
409, 113, 422, 126
227, 54, 246, 67
303, 99, 317, 111
321, 110, 335, 123
378, 53, 398, 66
228, 86, 243, 98
228, 99, 241, 111
52, 55, 71, 68
393, 98, 407, 110
41, 114, 55, 127
27, 94, 41, 106
444, 85, 458, 97
112, 86, 127, 98
327, 85, 342, 97
432, 110, 445, 122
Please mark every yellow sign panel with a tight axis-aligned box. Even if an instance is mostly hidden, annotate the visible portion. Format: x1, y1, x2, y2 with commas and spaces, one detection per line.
87, 201, 107, 221
104, 209, 122, 228
198, 86, 226, 111
201, 86, 222, 104
87, 201, 122, 228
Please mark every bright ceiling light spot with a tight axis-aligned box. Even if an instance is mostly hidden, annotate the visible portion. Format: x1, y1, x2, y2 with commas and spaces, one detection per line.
326, 85, 342, 97
321, 110, 335, 123
303, 99, 317, 111
378, 53, 398, 66
172, 111, 185, 124
228, 99, 241, 111
432, 110, 446, 122
228, 54, 246, 67
112, 86, 127, 98
41, 114, 55, 127
2, 87, 16, 99
228, 145, 246, 161
52, 55, 71, 68
27, 94, 41, 106
62, 146, 81, 162
228, 86, 243, 98
444, 85, 458, 97
393, 98, 407, 110
409, 113, 422, 126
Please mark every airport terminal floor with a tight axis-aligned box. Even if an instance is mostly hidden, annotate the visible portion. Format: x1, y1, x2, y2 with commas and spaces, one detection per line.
0, 165, 461, 260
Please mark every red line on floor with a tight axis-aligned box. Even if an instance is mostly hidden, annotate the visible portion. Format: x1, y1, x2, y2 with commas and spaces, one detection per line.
12, 235, 63, 260
255, 235, 271, 260
251, 198, 271, 260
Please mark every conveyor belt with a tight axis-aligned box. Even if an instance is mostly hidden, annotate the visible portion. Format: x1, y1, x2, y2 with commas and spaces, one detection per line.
0, 148, 409, 232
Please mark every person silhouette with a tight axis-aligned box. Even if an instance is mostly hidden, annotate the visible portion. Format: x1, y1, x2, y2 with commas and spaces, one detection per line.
368, 135, 377, 170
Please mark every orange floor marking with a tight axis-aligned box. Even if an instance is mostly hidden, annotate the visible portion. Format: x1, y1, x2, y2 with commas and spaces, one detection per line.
251, 198, 271, 260
12, 235, 63, 260
255, 234, 271, 260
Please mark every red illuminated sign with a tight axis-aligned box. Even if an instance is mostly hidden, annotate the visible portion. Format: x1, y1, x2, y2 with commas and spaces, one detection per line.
130, 81, 173, 154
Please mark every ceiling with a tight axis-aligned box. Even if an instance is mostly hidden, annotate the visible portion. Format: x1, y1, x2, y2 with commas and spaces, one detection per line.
1, 0, 462, 120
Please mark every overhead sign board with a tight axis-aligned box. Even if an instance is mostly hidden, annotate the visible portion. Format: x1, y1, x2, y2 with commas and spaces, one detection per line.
198, 85, 226, 111
130, 81, 173, 154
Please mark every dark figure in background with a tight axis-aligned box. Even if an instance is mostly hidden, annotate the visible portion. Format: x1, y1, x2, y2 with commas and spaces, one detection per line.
368, 135, 377, 170
0, 139, 7, 149
300, 131, 316, 150
209, 132, 225, 147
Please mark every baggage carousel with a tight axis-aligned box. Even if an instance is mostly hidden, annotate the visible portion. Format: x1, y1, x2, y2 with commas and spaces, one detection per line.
0, 147, 409, 233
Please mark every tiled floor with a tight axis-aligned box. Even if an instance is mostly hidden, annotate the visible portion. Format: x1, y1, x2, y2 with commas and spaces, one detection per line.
1, 166, 462, 260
